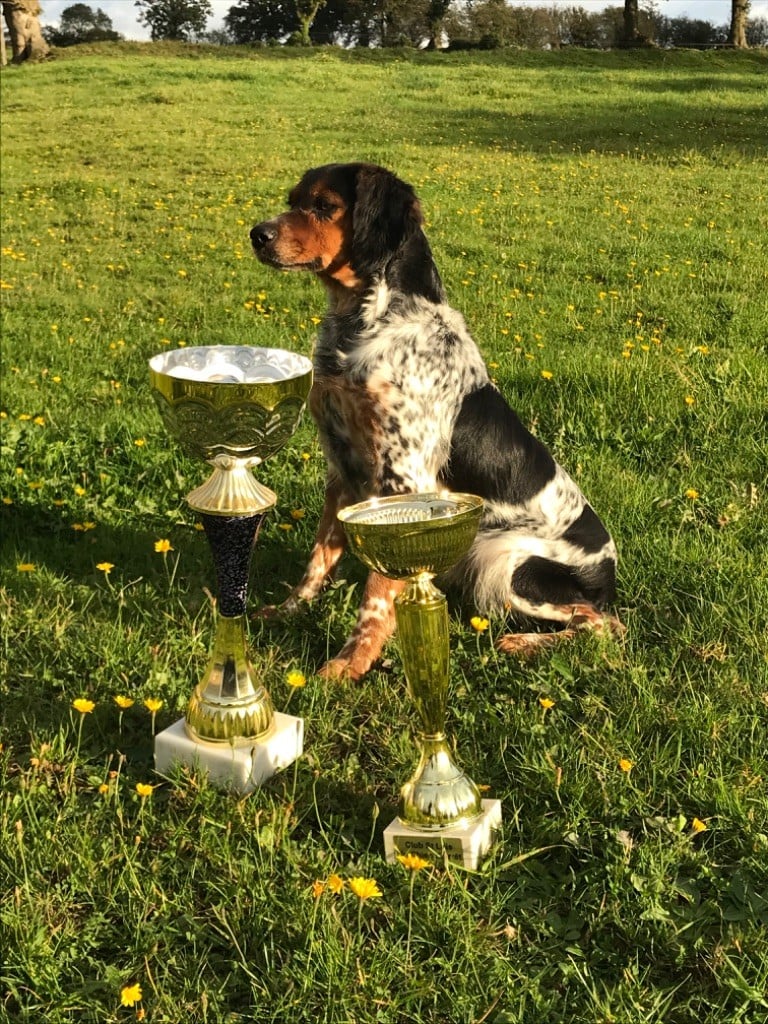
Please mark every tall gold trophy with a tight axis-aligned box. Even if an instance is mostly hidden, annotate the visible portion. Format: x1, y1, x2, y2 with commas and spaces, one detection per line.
149, 345, 312, 793
339, 493, 502, 868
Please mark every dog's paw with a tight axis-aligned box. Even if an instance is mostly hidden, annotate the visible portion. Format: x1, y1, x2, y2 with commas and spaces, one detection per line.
317, 654, 371, 682
495, 631, 573, 658
252, 595, 303, 621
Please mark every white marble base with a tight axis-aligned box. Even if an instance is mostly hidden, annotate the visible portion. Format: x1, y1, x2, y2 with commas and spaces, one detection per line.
383, 799, 502, 870
154, 713, 304, 794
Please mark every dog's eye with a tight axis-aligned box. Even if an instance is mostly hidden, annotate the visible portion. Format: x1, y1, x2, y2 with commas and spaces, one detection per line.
313, 197, 336, 218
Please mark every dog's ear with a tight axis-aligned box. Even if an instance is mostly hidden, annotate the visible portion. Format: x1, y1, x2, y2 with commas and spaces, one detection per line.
350, 164, 444, 301
351, 165, 423, 277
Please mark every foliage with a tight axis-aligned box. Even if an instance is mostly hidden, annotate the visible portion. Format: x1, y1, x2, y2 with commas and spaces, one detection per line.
134, 0, 213, 41
1, 44, 768, 1024
42, 3, 122, 47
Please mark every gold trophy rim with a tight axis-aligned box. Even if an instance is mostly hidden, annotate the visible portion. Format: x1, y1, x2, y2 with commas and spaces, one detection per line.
338, 491, 484, 580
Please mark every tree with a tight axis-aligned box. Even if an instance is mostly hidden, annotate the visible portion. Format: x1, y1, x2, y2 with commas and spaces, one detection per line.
728, 0, 750, 47
43, 3, 122, 46
134, 0, 212, 41
293, 0, 325, 44
2, 0, 50, 61
620, 0, 654, 46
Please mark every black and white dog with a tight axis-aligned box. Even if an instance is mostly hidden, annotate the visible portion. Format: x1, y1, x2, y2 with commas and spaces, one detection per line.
251, 163, 621, 679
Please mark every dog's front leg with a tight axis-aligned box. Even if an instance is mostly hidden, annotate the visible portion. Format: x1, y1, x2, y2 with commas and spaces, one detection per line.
257, 473, 351, 617
320, 571, 405, 681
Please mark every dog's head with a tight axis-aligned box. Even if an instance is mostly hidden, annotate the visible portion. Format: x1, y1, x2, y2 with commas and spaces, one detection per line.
251, 163, 442, 300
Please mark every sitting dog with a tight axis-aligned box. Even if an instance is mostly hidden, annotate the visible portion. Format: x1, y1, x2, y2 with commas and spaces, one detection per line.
251, 163, 621, 679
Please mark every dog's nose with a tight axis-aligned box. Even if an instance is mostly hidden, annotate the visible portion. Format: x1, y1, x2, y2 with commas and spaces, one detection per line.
250, 223, 277, 249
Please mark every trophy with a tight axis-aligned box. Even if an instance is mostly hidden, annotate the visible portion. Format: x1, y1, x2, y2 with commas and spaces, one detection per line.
338, 492, 502, 869
148, 345, 313, 793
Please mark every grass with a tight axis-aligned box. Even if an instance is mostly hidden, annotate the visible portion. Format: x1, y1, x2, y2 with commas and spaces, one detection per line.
1, 42, 767, 1024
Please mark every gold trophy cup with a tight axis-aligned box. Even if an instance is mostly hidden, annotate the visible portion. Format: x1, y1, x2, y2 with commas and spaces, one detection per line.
149, 345, 312, 792
339, 492, 502, 868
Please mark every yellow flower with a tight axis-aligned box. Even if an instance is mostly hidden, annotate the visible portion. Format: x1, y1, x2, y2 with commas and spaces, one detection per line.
286, 670, 306, 688
96, 562, 114, 573
74, 485, 86, 496
120, 983, 142, 1007
470, 616, 489, 633
397, 853, 430, 872
98, 783, 109, 795
691, 817, 708, 833
290, 508, 305, 520
619, 758, 634, 773
349, 876, 383, 901
311, 880, 325, 899
540, 370, 554, 380
16, 562, 35, 572
539, 697, 555, 710
114, 695, 134, 709
144, 698, 163, 713
685, 489, 699, 500
135, 783, 154, 798
154, 538, 173, 553
134, 438, 146, 447
684, 395, 695, 406
327, 873, 344, 894
33, 416, 45, 426
72, 698, 95, 714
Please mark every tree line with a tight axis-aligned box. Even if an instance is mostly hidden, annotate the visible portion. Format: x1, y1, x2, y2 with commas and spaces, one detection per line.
6, 1, 764, 64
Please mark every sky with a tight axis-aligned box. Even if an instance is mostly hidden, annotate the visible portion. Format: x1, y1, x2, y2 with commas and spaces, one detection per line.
38, 1, 768, 40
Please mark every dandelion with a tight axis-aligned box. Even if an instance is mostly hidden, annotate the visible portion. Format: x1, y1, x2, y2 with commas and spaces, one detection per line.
470, 616, 489, 633
349, 877, 382, 901
16, 563, 35, 572
99, 783, 109, 795
685, 488, 700, 500
144, 697, 163, 736
290, 508, 305, 520
397, 853, 430, 872
154, 538, 173, 553
692, 817, 708, 833
311, 879, 326, 899
540, 370, 554, 380
136, 783, 154, 798
33, 416, 45, 426
114, 694, 134, 734
619, 758, 634, 774
73, 698, 95, 714
120, 983, 142, 1007
96, 561, 114, 574
286, 670, 306, 689
539, 697, 555, 710
74, 485, 86, 496
327, 873, 344, 894
134, 438, 146, 447
684, 395, 695, 406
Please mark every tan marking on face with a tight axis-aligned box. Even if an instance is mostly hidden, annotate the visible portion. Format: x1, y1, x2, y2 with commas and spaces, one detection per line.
268, 180, 361, 287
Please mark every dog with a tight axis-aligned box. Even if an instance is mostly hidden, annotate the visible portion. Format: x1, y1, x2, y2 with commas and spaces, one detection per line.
251, 163, 621, 680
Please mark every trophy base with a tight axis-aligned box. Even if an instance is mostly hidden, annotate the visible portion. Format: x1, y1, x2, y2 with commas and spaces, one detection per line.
383, 799, 502, 870
154, 713, 304, 794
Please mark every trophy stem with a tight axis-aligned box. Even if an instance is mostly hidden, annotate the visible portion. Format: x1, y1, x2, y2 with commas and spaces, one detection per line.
183, 510, 273, 744
395, 574, 483, 830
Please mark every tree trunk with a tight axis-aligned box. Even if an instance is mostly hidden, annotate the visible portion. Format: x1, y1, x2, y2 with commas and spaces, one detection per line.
728, 0, 750, 47
622, 0, 640, 45
2, 0, 50, 62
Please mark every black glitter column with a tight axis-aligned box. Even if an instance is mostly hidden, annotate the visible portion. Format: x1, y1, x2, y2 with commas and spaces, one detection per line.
201, 512, 264, 618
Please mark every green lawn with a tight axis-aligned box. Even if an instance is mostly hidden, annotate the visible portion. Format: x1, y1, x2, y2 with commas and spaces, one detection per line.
1, 43, 767, 1024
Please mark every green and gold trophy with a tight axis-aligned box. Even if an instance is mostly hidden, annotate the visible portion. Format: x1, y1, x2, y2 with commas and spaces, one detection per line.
149, 345, 312, 793
338, 493, 502, 868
